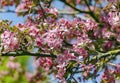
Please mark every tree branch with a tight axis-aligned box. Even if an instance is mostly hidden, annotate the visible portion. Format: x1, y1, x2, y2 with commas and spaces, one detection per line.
99, 49, 120, 60
90, 49, 120, 63
1, 52, 57, 58
83, 0, 99, 22
60, 0, 99, 22
107, 62, 116, 67
38, 0, 46, 19
60, 0, 89, 14
0, 9, 79, 15
58, 10, 79, 15
84, 0, 92, 12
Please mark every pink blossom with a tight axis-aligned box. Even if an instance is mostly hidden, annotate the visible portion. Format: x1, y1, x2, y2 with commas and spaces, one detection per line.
1, 31, 19, 52
83, 71, 89, 77
103, 41, 113, 51
102, 28, 115, 39
72, 35, 90, 58
38, 8, 58, 23
105, 12, 120, 27
55, 51, 76, 82
58, 18, 72, 28
102, 69, 115, 83
35, 36, 44, 47
72, 18, 82, 26
7, 61, 20, 69
1, 30, 12, 39
43, 30, 63, 49
16, 23, 27, 31
15, 0, 33, 13
56, 67, 66, 83
9, 56, 16, 61
94, 30, 101, 38
25, 72, 34, 80
75, 34, 92, 47
56, 51, 76, 67
48, 8, 58, 17
73, 44, 88, 58
115, 63, 120, 74
39, 58, 52, 71
117, 34, 120, 42
15, 3, 28, 12
38, 8, 58, 18
76, 0, 81, 4
84, 19, 98, 31
29, 26, 39, 37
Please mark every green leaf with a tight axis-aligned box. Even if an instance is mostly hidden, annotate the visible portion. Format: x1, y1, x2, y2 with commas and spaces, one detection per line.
33, 0, 39, 5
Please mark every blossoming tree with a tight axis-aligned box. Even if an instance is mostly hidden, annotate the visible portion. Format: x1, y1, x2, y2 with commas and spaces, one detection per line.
0, 0, 120, 83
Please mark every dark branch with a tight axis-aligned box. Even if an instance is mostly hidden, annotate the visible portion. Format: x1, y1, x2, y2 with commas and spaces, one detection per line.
89, 49, 120, 64
1, 52, 57, 58
38, 0, 46, 19
60, 0, 89, 14
60, 0, 99, 22
83, 0, 99, 22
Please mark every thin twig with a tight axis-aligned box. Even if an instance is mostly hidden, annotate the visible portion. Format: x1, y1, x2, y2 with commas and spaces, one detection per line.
107, 62, 116, 67
84, 0, 92, 12
90, 49, 120, 64
58, 11, 79, 15
60, 0, 99, 22
38, 0, 46, 19
83, 0, 99, 22
60, 0, 89, 14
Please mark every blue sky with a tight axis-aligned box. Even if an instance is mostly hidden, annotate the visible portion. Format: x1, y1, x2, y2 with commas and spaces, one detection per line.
0, 6, 25, 25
